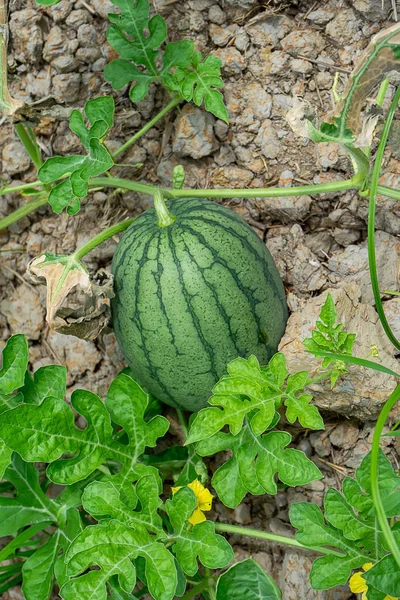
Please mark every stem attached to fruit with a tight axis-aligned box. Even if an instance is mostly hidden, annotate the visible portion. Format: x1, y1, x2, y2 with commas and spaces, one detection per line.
154, 187, 176, 227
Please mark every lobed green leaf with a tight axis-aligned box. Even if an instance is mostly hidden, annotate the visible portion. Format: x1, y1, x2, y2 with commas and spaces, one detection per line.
38, 97, 114, 215
197, 425, 322, 508
165, 487, 233, 575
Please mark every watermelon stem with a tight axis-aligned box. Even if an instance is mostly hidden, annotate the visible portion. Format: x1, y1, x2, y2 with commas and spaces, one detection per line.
89, 176, 400, 202
111, 96, 182, 160
74, 218, 135, 261
213, 523, 344, 557
154, 187, 176, 227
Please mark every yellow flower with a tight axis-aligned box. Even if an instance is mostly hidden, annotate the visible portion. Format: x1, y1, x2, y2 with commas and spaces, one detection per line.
349, 563, 397, 600
171, 479, 213, 525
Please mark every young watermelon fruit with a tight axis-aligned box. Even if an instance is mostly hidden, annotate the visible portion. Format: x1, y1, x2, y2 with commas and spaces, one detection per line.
111, 194, 288, 412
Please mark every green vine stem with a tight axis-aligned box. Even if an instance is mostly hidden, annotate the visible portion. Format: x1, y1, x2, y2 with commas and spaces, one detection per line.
181, 577, 213, 600
0, 194, 48, 231
213, 523, 343, 557
368, 84, 400, 351
74, 218, 135, 260
112, 96, 182, 159
0, 180, 42, 196
154, 187, 176, 227
370, 383, 400, 568
14, 123, 42, 171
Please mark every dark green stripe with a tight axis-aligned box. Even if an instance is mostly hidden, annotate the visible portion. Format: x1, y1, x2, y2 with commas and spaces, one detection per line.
166, 228, 219, 381
180, 234, 242, 356
178, 223, 266, 347
127, 232, 181, 408
183, 213, 283, 305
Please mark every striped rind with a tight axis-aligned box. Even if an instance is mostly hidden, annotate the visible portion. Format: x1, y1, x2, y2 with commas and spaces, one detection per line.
111, 198, 288, 412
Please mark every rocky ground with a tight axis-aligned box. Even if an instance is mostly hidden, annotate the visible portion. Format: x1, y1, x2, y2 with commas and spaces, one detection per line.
1, 0, 400, 598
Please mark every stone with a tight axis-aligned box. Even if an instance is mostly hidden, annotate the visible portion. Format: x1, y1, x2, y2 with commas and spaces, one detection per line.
213, 47, 246, 75
353, 0, 389, 20
290, 58, 313, 74
309, 432, 332, 457
209, 24, 238, 47
208, 5, 226, 24
172, 105, 216, 159
327, 231, 400, 304
247, 16, 292, 48
255, 120, 280, 159
0, 286, 45, 341
316, 142, 348, 169
233, 503, 251, 525
210, 166, 253, 188
52, 73, 81, 103
9, 10, 43, 64
2, 142, 31, 175
47, 331, 101, 383
261, 195, 312, 224
51, 56, 79, 74
280, 29, 325, 59
331, 228, 361, 247
386, 298, 400, 339
325, 9, 360, 43
234, 28, 250, 52
344, 440, 371, 469
77, 24, 99, 47
279, 283, 400, 421
91, 0, 115, 17
252, 552, 272, 573
280, 550, 352, 599
267, 51, 290, 74
25, 69, 52, 98
307, 7, 336, 25
330, 422, 359, 449
42, 0, 73, 22
267, 225, 327, 294
43, 26, 69, 61
65, 9, 92, 28
224, 0, 259, 7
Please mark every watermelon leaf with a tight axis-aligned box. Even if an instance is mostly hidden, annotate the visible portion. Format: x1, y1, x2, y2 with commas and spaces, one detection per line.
216, 558, 281, 600
0, 334, 29, 397
164, 52, 229, 122
289, 450, 399, 590
104, 0, 228, 120
364, 554, 400, 598
303, 293, 356, 386
0, 374, 169, 501
196, 425, 322, 508
38, 97, 115, 215
187, 352, 323, 446
0, 335, 29, 477
165, 486, 234, 576
81, 475, 164, 535
21, 365, 66, 405
62, 520, 177, 600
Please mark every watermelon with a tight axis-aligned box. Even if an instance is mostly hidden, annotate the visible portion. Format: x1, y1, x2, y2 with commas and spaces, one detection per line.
111, 197, 288, 412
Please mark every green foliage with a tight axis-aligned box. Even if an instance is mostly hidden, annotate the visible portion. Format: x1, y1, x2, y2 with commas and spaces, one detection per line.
104, 0, 228, 121
216, 559, 281, 600
303, 293, 356, 386
187, 352, 324, 445
38, 97, 115, 215
0, 373, 168, 499
289, 450, 400, 592
196, 425, 322, 508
